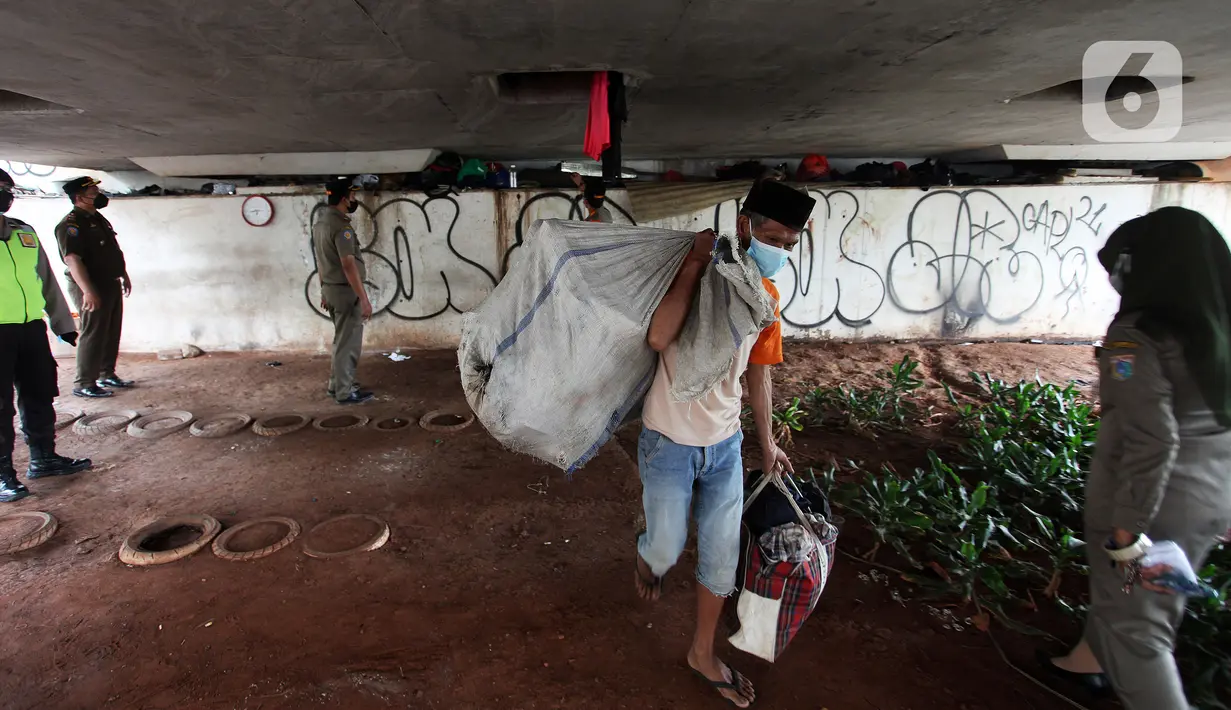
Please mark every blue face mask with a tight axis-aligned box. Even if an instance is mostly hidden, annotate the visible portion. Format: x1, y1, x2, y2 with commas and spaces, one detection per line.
747, 235, 791, 278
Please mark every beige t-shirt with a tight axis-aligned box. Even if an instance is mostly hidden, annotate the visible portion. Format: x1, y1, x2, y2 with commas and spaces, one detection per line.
641, 279, 783, 447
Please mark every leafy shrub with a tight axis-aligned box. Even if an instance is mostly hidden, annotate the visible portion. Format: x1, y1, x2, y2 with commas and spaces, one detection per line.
806, 355, 928, 432
812, 360, 1227, 704
1177, 541, 1230, 710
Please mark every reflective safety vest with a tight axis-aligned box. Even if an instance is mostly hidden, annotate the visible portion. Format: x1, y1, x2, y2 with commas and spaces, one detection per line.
0, 218, 47, 325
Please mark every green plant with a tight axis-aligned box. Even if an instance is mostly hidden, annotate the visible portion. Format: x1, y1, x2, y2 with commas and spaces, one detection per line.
815, 364, 1228, 698
772, 397, 807, 446
806, 355, 929, 432
1177, 541, 1231, 710
821, 370, 1100, 612
836, 461, 935, 564
954, 373, 1098, 592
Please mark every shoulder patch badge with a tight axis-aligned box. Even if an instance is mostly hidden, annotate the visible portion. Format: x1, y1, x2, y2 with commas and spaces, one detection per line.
1110, 354, 1135, 381
65, 225, 78, 237
342, 228, 355, 241
16, 231, 37, 248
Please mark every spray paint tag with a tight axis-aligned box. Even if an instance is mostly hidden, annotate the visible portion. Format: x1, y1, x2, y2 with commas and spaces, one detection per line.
1111, 354, 1135, 381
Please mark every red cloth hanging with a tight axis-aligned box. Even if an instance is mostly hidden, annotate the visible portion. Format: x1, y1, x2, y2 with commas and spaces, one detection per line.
583, 72, 610, 161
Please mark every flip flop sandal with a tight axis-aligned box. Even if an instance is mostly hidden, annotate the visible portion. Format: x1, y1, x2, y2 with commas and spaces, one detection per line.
632, 529, 662, 600
634, 563, 663, 600
691, 667, 755, 708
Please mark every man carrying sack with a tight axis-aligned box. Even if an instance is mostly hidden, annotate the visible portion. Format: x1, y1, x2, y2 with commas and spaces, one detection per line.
633, 180, 816, 708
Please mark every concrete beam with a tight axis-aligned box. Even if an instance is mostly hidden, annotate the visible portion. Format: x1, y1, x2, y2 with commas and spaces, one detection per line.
131, 150, 439, 177
941, 143, 1231, 163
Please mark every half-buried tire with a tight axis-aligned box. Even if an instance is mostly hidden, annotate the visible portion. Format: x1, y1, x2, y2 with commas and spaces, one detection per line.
55, 409, 84, 431
74, 410, 140, 436
190, 412, 253, 438
119, 514, 221, 566
312, 414, 369, 432
211, 516, 302, 562
372, 416, 412, 431
419, 410, 475, 433
302, 514, 391, 559
128, 410, 195, 439
0, 511, 59, 555
252, 413, 312, 437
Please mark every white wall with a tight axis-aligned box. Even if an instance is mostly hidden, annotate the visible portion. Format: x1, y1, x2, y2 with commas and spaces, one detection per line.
11, 182, 1231, 352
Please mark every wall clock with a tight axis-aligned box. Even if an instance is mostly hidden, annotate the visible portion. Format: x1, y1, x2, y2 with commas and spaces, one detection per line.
241, 195, 275, 227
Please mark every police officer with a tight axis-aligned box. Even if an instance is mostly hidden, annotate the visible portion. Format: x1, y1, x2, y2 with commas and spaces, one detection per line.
54, 176, 133, 398
313, 178, 374, 405
0, 168, 91, 502
1043, 207, 1231, 709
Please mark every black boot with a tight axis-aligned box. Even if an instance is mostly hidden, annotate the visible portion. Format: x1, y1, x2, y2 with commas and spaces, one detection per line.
26, 442, 92, 480
0, 458, 30, 503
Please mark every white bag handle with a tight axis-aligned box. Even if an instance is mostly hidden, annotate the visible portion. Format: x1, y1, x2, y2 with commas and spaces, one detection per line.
744, 469, 820, 541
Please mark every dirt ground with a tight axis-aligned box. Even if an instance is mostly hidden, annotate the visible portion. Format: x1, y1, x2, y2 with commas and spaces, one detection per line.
0, 342, 1099, 710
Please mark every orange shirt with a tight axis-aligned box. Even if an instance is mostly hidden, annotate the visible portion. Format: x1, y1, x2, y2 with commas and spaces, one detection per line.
641, 279, 783, 447
749, 279, 783, 366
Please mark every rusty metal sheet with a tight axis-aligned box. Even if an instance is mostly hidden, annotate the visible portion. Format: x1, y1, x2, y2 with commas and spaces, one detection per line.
624, 180, 755, 224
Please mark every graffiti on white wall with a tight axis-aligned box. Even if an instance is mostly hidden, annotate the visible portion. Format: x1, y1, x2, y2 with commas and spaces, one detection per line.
304, 195, 499, 321
298, 184, 1151, 339
2, 160, 57, 179
763, 187, 1127, 337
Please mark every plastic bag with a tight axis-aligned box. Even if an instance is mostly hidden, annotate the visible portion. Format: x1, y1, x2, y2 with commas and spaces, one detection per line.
1139, 540, 1219, 598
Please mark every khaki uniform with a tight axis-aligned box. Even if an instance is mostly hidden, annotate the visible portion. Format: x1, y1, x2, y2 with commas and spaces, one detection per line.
312, 209, 366, 401
53, 207, 126, 388
1084, 312, 1231, 710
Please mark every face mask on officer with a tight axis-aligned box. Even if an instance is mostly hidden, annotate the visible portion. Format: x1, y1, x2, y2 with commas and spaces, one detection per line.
346, 196, 360, 214
76, 187, 107, 211
1110, 252, 1131, 294
0, 187, 13, 214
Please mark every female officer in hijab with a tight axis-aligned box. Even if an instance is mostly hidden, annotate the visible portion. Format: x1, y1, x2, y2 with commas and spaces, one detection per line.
1041, 206, 1231, 710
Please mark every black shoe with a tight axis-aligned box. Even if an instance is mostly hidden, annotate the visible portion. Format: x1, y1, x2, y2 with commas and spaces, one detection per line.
0, 465, 30, 503
1034, 649, 1112, 697
337, 390, 375, 405
73, 385, 113, 398
97, 375, 134, 388
326, 384, 361, 399
27, 454, 92, 480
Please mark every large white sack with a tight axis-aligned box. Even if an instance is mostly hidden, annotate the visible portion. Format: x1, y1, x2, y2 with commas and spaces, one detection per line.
458, 219, 774, 473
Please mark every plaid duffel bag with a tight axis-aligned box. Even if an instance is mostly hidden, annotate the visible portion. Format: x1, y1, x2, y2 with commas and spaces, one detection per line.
729, 471, 838, 662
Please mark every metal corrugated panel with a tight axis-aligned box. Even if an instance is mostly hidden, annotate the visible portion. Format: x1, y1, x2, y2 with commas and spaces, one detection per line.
624, 180, 755, 224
